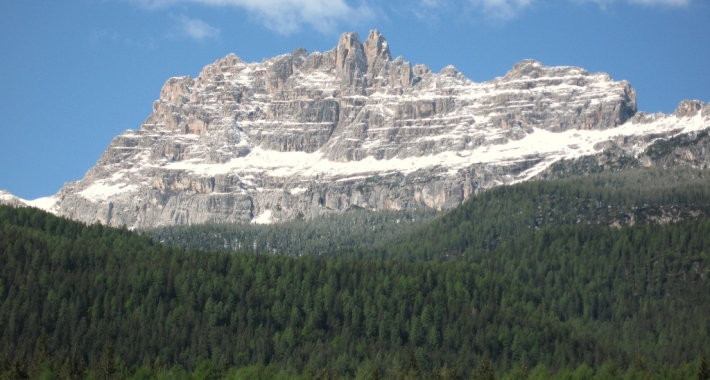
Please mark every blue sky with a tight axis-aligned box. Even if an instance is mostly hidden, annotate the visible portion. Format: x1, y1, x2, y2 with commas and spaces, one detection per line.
0, 0, 708, 200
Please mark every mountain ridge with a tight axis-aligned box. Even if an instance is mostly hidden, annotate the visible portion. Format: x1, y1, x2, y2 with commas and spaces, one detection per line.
2, 30, 709, 228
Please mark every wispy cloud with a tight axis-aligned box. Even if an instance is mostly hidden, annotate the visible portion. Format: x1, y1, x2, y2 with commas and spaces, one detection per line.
575, 0, 691, 7
130, 0, 691, 36
469, 0, 534, 19
176, 15, 220, 40
627, 0, 690, 5
414, 0, 533, 21
411, 0, 447, 23
90, 29, 156, 49
132, 0, 372, 34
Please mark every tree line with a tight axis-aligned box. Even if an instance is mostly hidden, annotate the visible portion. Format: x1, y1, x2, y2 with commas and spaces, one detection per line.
150, 167, 710, 261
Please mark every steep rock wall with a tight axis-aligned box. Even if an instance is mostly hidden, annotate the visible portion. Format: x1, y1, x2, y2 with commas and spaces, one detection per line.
11, 31, 708, 228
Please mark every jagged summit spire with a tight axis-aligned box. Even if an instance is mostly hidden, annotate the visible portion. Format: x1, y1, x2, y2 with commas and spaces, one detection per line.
364, 29, 391, 63
334, 30, 398, 94
335, 32, 368, 94
335, 32, 366, 73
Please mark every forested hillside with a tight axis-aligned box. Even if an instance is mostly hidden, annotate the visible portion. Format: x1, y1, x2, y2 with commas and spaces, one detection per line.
373, 167, 710, 260
1, 203, 709, 379
151, 167, 710, 261
148, 209, 439, 256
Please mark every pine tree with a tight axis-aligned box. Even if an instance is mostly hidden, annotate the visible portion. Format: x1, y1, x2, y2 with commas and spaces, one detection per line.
404, 351, 423, 380
320, 368, 334, 380
698, 353, 710, 380
521, 364, 529, 378
1, 354, 11, 375
97, 341, 117, 380
431, 367, 443, 380
631, 355, 652, 379
632, 356, 647, 372
218, 358, 229, 376
31, 332, 52, 378
369, 368, 383, 380
153, 357, 164, 374
60, 349, 87, 380
11, 356, 29, 380
473, 355, 496, 380
443, 363, 462, 380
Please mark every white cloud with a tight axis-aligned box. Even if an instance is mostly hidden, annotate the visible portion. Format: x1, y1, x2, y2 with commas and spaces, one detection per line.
469, 0, 533, 19
461, 0, 689, 19
176, 15, 220, 40
419, 0, 445, 7
576, 0, 690, 6
133, 0, 371, 34
132, 0, 689, 35
415, 0, 533, 20
411, 0, 447, 22
627, 0, 690, 5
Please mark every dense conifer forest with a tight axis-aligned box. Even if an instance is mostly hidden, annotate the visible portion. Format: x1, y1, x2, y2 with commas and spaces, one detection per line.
371, 167, 710, 260
149, 209, 439, 256
151, 167, 710, 260
2, 167, 710, 380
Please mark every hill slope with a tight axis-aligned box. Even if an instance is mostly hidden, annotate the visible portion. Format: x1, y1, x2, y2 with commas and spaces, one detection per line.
1, 204, 709, 376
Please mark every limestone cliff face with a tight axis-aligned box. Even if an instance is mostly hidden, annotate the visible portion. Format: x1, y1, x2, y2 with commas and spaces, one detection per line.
12, 30, 708, 228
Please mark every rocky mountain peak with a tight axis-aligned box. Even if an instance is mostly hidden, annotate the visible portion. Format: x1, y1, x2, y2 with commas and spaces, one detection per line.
335, 32, 368, 94
508, 59, 545, 78
363, 29, 392, 63
439, 65, 460, 77
505, 59, 592, 81
6, 30, 707, 229
675, 100, 706, 118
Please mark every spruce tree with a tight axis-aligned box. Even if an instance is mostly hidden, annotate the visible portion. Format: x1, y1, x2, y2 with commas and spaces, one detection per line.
97, 341, 117, 380
369, 369, 383, 380
443, 363, 462, 380
31, 332, 51, 378
698, 353, 710, 380
473, 355, 496, 380
60, 349, 86, 380
11, 356, 29, 380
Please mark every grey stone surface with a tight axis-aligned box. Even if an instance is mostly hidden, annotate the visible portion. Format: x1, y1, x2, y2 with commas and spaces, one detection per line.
675, 100, 706, 118
15, 31, 708, 228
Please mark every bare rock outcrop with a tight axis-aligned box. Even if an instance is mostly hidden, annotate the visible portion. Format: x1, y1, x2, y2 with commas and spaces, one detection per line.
675, 100, 705, 118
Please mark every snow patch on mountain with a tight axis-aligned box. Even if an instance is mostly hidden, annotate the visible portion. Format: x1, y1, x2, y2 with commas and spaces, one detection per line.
140, 112, 706, 184
79, 181, 139, 202
0, 190, 60, 214
251, 210, 273, 225
25, 196, 61, 214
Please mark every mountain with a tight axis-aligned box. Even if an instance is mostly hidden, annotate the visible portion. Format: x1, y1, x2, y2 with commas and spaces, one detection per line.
3, 30, 709, 228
